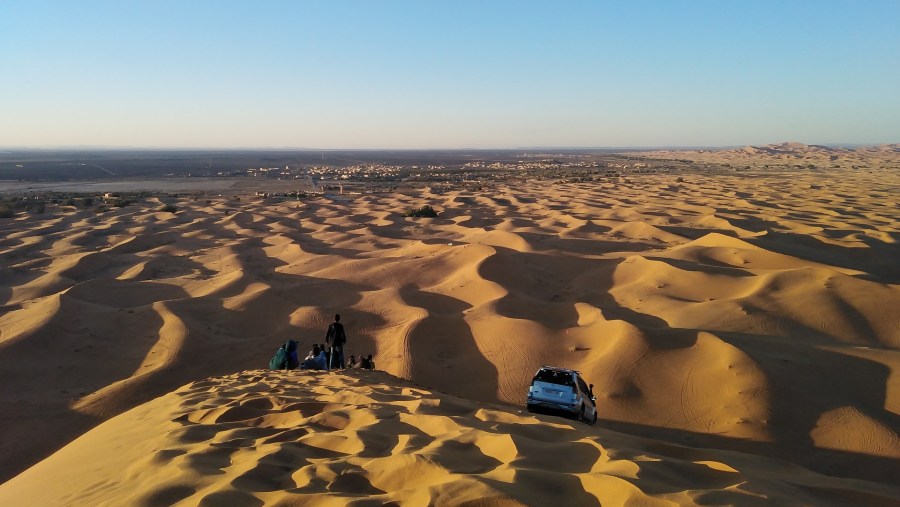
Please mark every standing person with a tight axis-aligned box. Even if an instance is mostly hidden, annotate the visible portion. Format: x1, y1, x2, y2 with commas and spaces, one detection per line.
325, 314, 347, 369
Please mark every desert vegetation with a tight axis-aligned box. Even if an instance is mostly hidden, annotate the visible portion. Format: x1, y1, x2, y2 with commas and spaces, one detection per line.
403, 204, 439, 217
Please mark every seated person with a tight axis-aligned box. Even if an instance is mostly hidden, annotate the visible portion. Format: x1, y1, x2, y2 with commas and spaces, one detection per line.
320, 343, 331, 371
299, 344, 327, 370
360, 354, 375, 370
347, 355, 358, 368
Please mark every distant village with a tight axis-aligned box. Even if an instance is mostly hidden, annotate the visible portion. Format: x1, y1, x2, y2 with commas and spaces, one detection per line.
223, 157, 671, 187
0, 152, 702, 210
224, 157, 687, 201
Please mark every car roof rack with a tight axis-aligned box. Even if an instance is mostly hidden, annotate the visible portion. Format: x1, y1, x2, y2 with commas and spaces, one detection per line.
539, 365, 580, 374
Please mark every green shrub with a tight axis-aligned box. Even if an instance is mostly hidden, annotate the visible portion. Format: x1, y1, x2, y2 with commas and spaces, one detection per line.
82, 197, 94, 207
403, 205, 438, 218
112, 199, 133, 208
160, 204, 177, 213
0, 205, 14, 218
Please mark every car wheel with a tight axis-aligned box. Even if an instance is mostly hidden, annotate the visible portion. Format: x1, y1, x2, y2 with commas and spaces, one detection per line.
578, 404, 585, 422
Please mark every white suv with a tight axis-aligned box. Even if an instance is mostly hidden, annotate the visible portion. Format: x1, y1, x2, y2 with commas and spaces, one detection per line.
526, 366, 597, 425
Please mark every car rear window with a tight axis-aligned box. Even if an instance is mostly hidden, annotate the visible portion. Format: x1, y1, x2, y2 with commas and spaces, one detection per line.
534, 369, 575, 387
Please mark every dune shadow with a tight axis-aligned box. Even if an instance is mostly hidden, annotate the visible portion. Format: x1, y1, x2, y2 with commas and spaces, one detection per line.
269, 223, 368, 259
479, 250, 674, 332
0, 280, 185, 483
596, 318, 900, 484
479, 471, 601, 506
713, 214, 782, 233
657, 225, 738, 240
643, 255, 755, 277
453, 215, 505, 229
517, 231, 657, 255
747, 231, 900, 283
713, 331, 900, 482
602, 417, 900, 486
135, 484, 197, 507
0, 405, 100, 484
399, 285, 500, 403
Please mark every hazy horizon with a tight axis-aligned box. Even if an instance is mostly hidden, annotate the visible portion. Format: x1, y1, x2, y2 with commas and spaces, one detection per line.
0, 141, 894, 153
2, 1, 899, 149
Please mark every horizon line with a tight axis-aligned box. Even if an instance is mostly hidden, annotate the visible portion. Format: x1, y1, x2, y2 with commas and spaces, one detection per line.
1, 141, 895, 152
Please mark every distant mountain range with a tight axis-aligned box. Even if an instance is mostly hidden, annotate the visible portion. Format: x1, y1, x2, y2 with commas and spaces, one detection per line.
632, 142, 899, 168
737, 142, 899, 155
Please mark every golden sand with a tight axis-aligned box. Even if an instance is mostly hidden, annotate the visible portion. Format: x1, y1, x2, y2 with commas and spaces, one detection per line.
2, 370, 898, 506
1, 162, 899, 504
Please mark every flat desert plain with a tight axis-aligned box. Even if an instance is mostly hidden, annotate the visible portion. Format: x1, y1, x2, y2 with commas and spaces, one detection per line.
1, 159, 899, 505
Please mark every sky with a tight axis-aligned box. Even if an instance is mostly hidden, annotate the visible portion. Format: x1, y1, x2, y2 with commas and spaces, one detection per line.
1, 1, 898, 149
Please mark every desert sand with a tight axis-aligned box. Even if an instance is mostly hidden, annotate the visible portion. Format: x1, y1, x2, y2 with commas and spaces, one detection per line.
2, 369, 899, 506
631, 142, 900, 171
1, 153, 899, 504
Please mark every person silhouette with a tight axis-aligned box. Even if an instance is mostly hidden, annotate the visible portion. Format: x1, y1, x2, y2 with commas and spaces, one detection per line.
325, 314, 347, 369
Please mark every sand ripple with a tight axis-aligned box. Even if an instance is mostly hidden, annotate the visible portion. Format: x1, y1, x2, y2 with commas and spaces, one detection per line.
1, 168, 899, 491
3, 370, 899, 506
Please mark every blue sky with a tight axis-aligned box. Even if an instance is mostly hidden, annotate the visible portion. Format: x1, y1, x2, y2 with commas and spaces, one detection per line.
1, 1, 898, 148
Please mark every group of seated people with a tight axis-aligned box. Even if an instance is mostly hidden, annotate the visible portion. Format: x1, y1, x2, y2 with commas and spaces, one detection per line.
298, 343, 375, 371
347, 354, 375, 370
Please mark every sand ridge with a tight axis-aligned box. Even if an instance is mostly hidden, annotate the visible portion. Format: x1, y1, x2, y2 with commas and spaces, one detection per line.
1, 165, 900, 494
631, 142, 900, 173
2, 369, 899, 506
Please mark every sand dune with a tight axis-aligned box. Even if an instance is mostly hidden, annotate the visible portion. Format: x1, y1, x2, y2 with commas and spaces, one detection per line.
634, 142, 900, 172
1, 162, 900, 502
2, 370, 899, 506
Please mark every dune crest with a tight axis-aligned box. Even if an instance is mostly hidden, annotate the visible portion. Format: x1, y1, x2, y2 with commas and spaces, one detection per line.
3, 370, 899, 506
